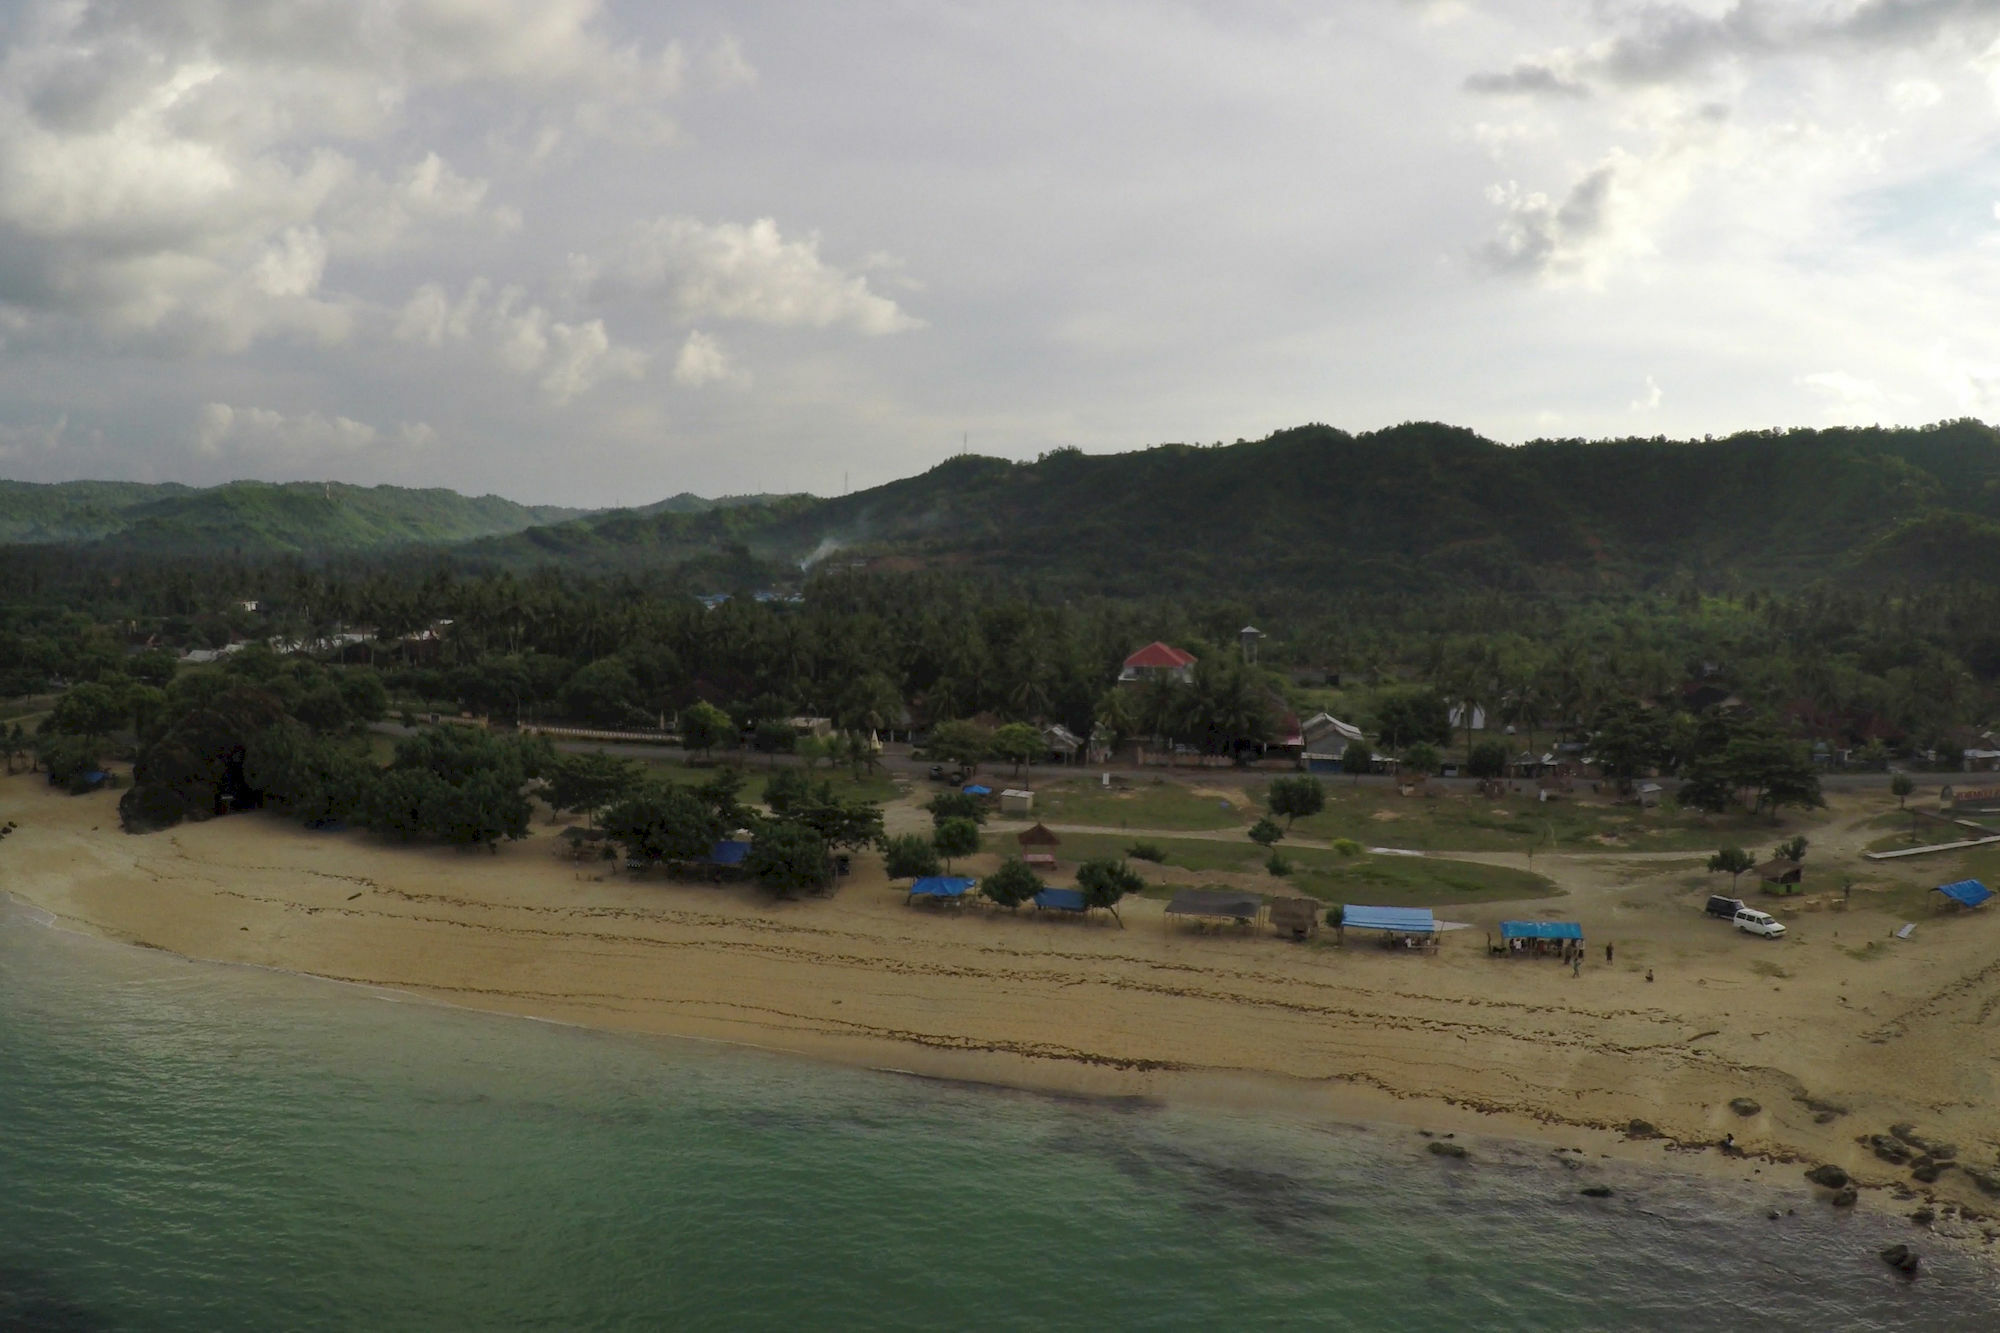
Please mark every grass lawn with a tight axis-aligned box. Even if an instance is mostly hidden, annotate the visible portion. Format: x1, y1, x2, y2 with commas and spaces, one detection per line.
1026, 778, 1250, 832
1267, 783, 1812, 854
1011, 829, 1554, 909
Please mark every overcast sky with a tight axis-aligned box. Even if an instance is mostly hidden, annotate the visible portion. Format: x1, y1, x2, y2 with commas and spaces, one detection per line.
3, 1, 2000, 506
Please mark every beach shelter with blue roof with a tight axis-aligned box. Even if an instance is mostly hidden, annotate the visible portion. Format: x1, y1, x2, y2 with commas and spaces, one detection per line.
907, 876, 977, 906
1340, 905, 1439, 952
1934, 879, 1993, 910
961, 784, 993, 797
1499, 919, 1584, 958
1032, 888, 1090, 915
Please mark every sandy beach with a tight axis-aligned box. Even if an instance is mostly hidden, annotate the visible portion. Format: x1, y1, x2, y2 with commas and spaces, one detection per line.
7, 769, 1998, 1221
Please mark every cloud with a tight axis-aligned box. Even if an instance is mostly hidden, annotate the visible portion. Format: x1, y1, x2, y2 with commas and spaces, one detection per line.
194, 401, 435, 458
1480, 160, 1622, 283
1630, 375, 1663, 412
671, 330, 745, 388
1470, 1, 2000, 97
0, 0, 689, 351
393, 278, 646, 402
576, 217, 921, 334
1464, 63, 1589, 99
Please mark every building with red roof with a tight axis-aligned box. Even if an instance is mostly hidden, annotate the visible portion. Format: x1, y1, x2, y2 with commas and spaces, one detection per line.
1119, 641, 1197, 685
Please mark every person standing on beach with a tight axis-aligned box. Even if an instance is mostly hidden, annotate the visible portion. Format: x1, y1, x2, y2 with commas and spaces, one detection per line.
1605, 942, 1614, 964
1571, 953, 1581, 978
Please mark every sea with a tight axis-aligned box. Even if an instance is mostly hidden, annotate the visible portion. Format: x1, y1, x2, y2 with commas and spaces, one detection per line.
2, 894, 1993, 1332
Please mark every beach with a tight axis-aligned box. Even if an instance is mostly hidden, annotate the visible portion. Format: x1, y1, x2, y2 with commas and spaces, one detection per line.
6, 770, 1999, 1225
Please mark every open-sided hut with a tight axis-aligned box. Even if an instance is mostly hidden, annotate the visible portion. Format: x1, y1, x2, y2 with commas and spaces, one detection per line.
558, 826, 610, 861
1165, 888, 1263, 930
1934, 879, 1993, 911
1269, 896, 1321, 941
907, 875, 977, 907
1341, 904, 1439, 952
1032, 887, 1096, 919
1755, 858, 1803, 895
668, 839, 750, 883
1016, 822, 1061, 870
1497, 919, 1583, 958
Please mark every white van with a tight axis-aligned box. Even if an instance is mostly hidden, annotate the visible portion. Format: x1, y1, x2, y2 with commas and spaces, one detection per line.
1733, 908, 1786, 938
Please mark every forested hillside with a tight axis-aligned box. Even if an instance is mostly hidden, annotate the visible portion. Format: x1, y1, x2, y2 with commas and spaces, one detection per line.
461, 420, 2000, 598
0, 480, 591, 554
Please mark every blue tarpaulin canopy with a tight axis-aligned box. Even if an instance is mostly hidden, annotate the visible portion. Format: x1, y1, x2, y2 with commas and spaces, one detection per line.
909, 876, 976, 899
1500, 920, 1584, 940
962, 784, 993, 796
1034, 888, 1089, 912
706, 840, 750, 866
1342, 905, 1437, 934
1935, 879, 1993, 909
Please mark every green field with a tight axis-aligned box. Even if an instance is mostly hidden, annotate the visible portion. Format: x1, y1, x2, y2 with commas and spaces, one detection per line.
1024, 778, 1250, 831
1264, 783, 1807, 854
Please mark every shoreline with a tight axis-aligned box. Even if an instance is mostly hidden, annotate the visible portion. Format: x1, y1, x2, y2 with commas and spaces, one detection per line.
6, 772, 1999, 1245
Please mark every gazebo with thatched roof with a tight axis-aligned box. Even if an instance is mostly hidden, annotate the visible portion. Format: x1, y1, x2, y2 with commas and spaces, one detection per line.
1017, 822, 1061, 870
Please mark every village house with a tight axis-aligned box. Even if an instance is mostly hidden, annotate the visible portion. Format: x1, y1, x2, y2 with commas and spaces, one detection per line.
1118, 641, 1197, 686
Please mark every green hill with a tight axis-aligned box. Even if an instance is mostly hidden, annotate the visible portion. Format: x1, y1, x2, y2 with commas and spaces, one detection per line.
459, 419, 2000, 596
0, 480, 593, 554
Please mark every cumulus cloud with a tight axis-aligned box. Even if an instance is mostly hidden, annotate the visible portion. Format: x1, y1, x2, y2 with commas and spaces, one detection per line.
0, 0, 687, 351
575, 217, 921, 334
671, 330, 745, 388
194, 401, 435, 459
1630, 375, 1663, 412
393, 278, 646, 402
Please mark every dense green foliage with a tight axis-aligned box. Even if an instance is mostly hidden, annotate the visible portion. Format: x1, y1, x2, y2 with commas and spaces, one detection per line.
933, 817, 980, 870
982, 857, 1043, 908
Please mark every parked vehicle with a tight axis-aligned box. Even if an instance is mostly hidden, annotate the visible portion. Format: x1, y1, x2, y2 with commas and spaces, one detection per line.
1705, 895, 1746, 920
1733, 908, 1787, 938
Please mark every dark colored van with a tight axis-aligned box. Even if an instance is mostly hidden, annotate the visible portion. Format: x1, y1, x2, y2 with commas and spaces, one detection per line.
1706, 895, 1746, 920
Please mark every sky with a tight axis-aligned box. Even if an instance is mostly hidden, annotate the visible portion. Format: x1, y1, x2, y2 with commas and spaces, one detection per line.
4, 0, 2000, 506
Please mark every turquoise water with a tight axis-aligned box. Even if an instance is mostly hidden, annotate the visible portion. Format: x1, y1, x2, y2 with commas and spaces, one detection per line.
1, 896, 1992, 1330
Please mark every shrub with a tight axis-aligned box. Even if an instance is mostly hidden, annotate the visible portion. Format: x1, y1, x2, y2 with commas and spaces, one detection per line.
1126, 840, 1166, 862
1331, 837, 1363, 857
1265, 852, 1293, 877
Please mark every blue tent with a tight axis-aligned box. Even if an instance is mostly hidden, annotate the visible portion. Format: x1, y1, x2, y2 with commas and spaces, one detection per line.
1935, 879, 1993, 909
706, 840, 750, 866
1033, 888, 1089, 913
909, 876, 976, 900
962, 784, 993, 796
1500, 920, 1583, 941
1341, 905, 1437, 934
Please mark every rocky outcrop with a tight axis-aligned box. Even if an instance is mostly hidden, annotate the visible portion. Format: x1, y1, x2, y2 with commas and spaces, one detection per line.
1879, 1243, 1921, 1277
1804, 1164, 1850, 1190
1427, 1140, 1469, 1159
1729, 1098, 1761, 1117
1624, 1119, 1660, 1139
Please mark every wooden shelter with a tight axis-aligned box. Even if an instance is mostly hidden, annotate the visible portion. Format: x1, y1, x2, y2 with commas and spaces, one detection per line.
1016, 822, 1061, 871
1269, 897, 1321, 941
1755, 857, 1804, 895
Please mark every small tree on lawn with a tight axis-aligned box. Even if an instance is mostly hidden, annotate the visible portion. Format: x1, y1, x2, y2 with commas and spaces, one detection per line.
928, 719, 994, 773
983, 857, 1043, 909
1075, 858, 1143, 924
1266, 774, 1326, 828
1891, 774, 1914, 808
1248, 817, 1284, 848
1467, 740, 1509, 780
990, 722, 1042, 777
933, 816, 980, 872
679, 701, 734, 760
1401, 742, 1442, 777
925, 790, 986, 826
882, 833, 942, 882
747, 821, 833, 898
1341, 740, 1373, 784
1774, 834, 1808, 863
1707, 847, 1754, 892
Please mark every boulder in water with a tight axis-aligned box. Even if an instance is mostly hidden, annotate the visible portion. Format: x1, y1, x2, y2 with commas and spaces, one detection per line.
1805, 1164, 1850, 1190
1427, 1140, 1468, 1160
1580, 1185, 1614, 1198
1832, 1186, 1859, 1208
1879, 1243, 1921, 1277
